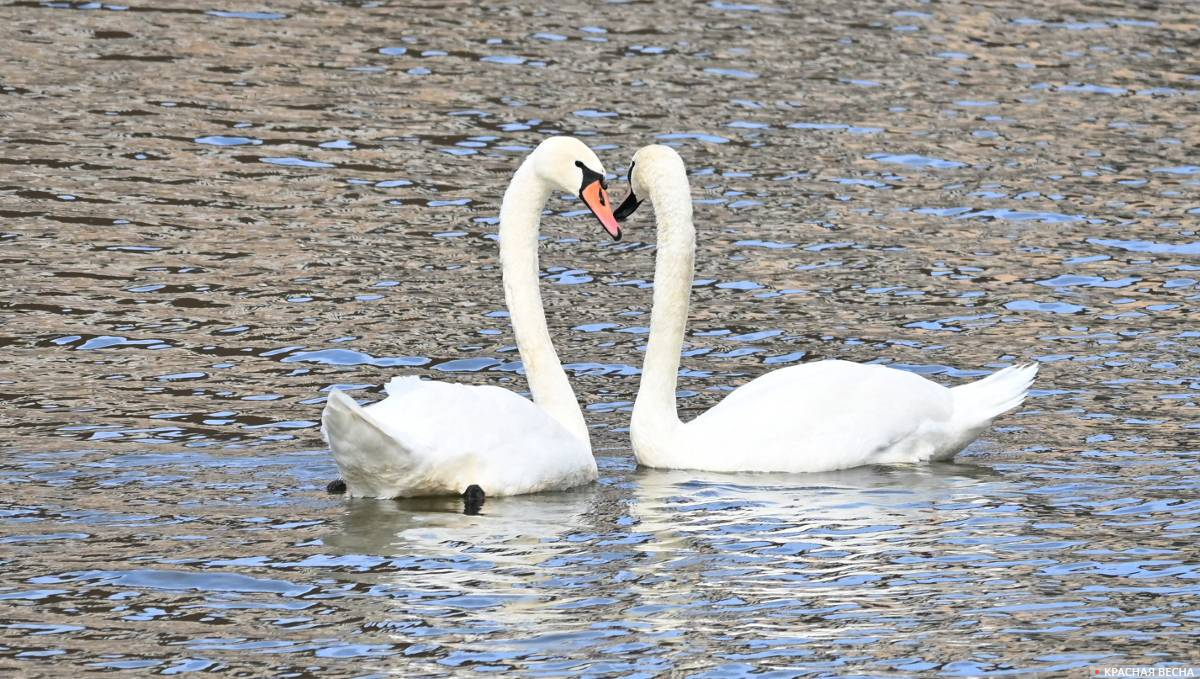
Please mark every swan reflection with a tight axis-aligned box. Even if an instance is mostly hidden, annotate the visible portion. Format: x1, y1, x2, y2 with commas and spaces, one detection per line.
324, 484, 603, 556
321, 460, 1025, 663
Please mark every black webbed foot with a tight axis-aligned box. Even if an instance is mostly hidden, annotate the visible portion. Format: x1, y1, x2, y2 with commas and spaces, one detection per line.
462, 484, 485, 515
326, 479, 347, 494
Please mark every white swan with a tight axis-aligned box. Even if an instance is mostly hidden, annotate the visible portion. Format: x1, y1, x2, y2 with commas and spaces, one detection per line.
321, 137, 622, 498
613, 145, 1038, 473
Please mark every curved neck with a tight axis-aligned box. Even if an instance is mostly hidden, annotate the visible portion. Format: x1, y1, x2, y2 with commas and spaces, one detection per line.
499, 162, 590, 448
634, 170, 695, 431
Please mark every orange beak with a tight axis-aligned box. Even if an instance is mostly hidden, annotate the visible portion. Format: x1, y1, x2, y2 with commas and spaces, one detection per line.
580, 180, 622, 241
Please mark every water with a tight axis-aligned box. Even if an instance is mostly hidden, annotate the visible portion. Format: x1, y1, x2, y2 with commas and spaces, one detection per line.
3, 0, 1199, 674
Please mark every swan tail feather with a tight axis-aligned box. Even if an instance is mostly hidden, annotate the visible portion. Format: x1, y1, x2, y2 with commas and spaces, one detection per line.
321, 389, 420, 498
943, 363, 1038, 455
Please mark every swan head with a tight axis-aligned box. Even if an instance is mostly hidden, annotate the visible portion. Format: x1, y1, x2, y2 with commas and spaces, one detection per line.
613, 144, 685, 222
530, 136, 621, 241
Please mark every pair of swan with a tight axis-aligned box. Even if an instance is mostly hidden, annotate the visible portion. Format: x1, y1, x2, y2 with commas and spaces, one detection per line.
322, 138, 1037, 500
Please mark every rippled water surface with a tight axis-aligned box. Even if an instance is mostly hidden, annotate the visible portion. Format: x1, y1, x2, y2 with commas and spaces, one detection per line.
3, 0, 1199, 674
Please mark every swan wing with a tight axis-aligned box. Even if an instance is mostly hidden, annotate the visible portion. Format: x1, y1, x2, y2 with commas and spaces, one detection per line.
323, 378, 596, 498
683, 360, 954, 472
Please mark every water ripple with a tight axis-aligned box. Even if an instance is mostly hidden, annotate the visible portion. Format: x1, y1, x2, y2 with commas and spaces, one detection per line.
3, 0, 1197, 673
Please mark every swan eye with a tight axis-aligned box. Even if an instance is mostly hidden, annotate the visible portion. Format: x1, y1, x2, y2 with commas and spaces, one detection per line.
574, 159, 605, 193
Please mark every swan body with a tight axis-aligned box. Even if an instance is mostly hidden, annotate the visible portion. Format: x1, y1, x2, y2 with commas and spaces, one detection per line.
620, 145, 1037, 474
324, 377, 594, 497
322, 137, 621, 498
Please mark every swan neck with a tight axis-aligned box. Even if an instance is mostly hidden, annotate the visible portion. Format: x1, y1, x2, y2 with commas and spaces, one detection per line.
499, 162, 590, 448
635, 175, 695, 430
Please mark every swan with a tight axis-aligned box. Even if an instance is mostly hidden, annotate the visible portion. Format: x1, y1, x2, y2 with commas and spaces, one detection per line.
612, 144, 1038, 473
321, 137, 622, 499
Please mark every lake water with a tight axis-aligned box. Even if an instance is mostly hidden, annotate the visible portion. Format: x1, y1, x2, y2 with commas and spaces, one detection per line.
2, 0, 1198, 675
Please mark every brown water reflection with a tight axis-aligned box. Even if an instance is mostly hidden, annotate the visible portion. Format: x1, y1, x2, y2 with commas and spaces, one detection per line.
2, 0, 1198, 675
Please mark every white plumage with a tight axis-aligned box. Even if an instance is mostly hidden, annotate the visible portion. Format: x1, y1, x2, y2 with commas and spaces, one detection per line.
320, 137, 622, 498
323, 377, 594, 497
624, 145, 1038, 474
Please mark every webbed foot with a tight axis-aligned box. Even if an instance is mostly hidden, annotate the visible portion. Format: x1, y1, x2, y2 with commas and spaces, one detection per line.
462, 484, 485, 515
